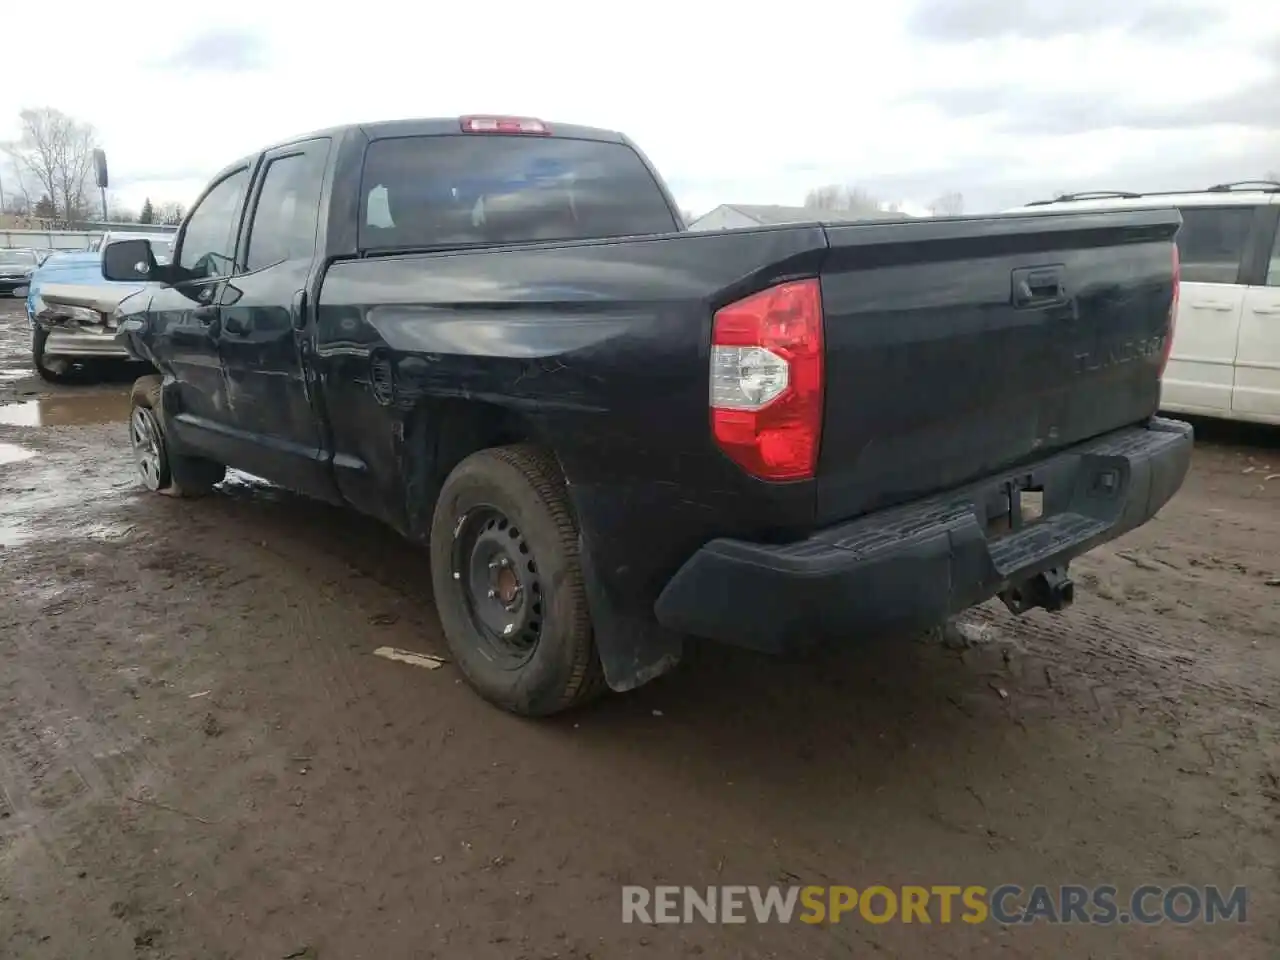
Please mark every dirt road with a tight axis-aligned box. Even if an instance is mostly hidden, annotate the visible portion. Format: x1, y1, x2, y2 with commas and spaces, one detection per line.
1, 299, 1277, 959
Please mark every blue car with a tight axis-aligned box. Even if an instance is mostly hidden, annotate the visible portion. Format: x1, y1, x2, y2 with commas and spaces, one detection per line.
26, 233, 173, 381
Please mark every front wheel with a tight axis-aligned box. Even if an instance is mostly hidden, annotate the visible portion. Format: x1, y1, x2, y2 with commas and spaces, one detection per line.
32, 327, 74, 383
129, 376, 226, 497
429, 444, 606, 716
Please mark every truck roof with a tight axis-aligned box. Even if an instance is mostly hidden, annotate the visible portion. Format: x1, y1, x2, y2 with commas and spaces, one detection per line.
212, 116, 628, 186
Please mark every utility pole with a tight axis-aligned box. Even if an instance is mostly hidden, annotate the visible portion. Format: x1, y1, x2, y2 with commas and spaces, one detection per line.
93, 148, 109, 223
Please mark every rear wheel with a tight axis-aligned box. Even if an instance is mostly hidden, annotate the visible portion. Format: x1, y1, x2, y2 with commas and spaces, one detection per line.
129, 376, 226, 497
429, 444, 605, 716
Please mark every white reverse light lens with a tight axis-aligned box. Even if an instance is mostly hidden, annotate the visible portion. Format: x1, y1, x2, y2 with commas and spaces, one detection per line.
710, 345, 790, 410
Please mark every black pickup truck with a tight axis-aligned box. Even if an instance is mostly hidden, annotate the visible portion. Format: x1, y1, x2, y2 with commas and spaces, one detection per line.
98, 115, 1192, 715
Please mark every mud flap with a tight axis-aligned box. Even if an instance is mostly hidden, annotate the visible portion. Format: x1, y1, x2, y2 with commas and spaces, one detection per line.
156, 379, 204, 461
579, 535, 683, 692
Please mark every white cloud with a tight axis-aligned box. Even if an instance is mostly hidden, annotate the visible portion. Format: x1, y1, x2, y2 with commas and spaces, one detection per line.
2, 0, 1279, 217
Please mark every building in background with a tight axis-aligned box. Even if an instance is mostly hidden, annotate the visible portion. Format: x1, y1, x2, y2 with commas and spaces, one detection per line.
686, 203, 909, 231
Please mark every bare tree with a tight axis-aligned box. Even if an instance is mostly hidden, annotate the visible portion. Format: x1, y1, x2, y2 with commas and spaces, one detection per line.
804, 184, 883, 214
804, 184, 843, 210
2, 107, 98, 221
928, 191, 965, 216
158, 201, 186, 226
1, 156, 35, 213
0, 175, 30, 215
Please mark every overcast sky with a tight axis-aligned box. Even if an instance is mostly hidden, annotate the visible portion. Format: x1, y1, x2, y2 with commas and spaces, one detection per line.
3, 0, 1279, 216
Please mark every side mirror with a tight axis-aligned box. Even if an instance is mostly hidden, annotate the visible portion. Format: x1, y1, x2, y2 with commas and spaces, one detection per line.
102, 239, 158, 283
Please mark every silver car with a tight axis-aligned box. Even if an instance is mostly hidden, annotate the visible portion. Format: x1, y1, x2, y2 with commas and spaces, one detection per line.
0, 248, 40, 297
27, 234, 173, 381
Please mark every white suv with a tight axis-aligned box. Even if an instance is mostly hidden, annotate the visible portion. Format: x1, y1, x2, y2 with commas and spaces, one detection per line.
1009, 182, 1280, 426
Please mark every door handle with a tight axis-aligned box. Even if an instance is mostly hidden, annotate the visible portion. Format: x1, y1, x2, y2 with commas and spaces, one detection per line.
1011, 265, 1067, 308
1250, 306, 1280, 315
290, 290, 308, 331
1190, 301, 1234, 311
192, 304, 218, 324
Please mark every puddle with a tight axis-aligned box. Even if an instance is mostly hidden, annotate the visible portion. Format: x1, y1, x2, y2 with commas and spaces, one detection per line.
0, 442, 35, 465
0, 447, 138, 548
0, 392, 131, 427
0, 519, 32, 547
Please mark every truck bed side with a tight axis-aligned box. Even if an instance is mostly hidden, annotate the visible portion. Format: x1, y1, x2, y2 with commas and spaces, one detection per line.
313, 207, 1180, 686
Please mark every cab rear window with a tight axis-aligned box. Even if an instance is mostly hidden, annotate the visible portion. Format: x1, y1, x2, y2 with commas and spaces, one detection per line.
359, 135, 678, 251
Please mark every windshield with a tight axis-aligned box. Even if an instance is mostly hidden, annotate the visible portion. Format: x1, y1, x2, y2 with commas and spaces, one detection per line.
0, 250, 36, 267
359, 134, 678, 251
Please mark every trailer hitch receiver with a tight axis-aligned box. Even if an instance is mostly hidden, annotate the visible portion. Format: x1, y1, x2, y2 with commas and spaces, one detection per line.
999, 565, 1075, 615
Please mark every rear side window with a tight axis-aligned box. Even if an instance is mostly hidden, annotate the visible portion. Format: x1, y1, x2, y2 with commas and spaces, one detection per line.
1175, 206, 1254, 284
359, 135, 677, 251
1266, 222, 1280, 286
245, 143, 328, 271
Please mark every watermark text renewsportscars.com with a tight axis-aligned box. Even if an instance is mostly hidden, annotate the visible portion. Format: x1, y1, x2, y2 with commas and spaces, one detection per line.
621, 884, 1248, 926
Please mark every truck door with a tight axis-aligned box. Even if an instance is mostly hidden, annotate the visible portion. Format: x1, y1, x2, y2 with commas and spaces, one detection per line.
216, 138, 338, 501
1162, 204, 1259, 416
145, 168, 249, 454
1235, 205, 1280, 422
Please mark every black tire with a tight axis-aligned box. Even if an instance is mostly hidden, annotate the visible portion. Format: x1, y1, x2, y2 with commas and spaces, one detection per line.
429, 444, 606, 716
32, 327, 75, 383
129, 376, 226, 497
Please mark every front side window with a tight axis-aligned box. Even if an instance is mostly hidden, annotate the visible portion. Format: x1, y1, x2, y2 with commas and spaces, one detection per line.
0, 250, 37, 268
151, 239, 174, 264
179, 170, 249, 280
1175, 206, 1254, 284
244, 145, 327, 271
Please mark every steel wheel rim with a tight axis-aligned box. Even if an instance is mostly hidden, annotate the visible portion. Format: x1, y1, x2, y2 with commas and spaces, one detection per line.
452, 506, 543, 667
130, 407, 164, 490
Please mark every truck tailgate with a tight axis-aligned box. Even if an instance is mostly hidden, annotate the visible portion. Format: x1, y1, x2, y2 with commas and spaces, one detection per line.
815, 208, 1181, 525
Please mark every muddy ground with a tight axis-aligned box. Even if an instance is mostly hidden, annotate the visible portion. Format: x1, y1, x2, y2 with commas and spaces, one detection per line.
0, 298, 1277, 959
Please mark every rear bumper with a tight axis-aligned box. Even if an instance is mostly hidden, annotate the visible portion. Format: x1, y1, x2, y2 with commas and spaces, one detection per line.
654, 418, 1193, 653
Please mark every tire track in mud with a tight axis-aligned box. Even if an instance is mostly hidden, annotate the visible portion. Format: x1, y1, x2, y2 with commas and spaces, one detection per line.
3, 427, 449, 893
0, 537, 260, 951
69, 489, 460, 944
966, 601, 1276, 713
0, 430, 161, 839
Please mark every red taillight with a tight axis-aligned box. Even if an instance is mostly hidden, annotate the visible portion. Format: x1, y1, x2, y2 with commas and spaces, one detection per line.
1160, 243, 1180, 378
710, 278, 824, 481
459, 116, 550, 135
